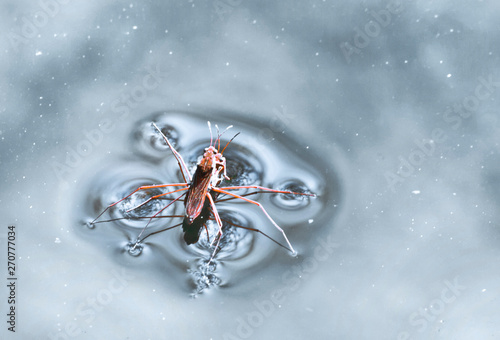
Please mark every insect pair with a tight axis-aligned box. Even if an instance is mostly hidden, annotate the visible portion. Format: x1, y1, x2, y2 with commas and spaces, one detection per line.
91, 122, 315, 262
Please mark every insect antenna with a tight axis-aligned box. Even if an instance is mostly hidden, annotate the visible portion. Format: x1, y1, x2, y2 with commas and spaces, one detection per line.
215, 124, 221, 151
206, 121, 234, 152
221, 132, 240, 155
207, 121, 213, 147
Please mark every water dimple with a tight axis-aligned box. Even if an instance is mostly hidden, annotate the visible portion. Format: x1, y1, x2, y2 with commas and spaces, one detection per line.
126, 240, 144, 257
103, 178, 180, 229
221, 145, 263, 187
132, 118, 180, 161
270, 179, 315, 210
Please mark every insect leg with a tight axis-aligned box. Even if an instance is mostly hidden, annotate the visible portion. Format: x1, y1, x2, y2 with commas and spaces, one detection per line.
137, 221, 183, 243
126, 187, 188, 212
152, 122, 192, 182
214, 191, 270, 202
212, 188, 297, 255
92, 183, 188, 224
218, 185, 315, 197
217, 217, 292, 252
135, 191, 187, 242
206, 192, 223, 263
91, 214, 184, 225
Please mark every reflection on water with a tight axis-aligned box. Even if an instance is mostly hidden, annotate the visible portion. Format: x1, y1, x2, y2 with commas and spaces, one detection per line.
77, 111, 341, 296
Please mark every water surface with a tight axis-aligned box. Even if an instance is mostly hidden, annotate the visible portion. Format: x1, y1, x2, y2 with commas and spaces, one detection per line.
1, 1, 499, 339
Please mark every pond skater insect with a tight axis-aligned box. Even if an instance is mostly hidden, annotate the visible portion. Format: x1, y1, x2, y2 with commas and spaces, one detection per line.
91, 122, 316, 262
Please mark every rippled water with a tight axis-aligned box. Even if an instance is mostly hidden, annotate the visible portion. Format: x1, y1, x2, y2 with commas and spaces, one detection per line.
75, 111, 340, 296
2, 1, 500, 339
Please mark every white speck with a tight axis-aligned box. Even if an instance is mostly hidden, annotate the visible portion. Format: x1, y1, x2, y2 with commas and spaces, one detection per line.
482, 288, 486, 292
132, 26, 137, 30
447, 74, 452, 78
308, 219, 314, 224
411, 190, 420, 195
55, 238, 61, 244
35, 51, 42, 56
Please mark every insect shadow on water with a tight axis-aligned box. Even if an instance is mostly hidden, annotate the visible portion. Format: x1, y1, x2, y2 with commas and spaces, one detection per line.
89, 121, 316, 264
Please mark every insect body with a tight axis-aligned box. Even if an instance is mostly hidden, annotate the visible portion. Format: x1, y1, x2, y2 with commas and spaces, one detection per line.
91, 122, 315, 261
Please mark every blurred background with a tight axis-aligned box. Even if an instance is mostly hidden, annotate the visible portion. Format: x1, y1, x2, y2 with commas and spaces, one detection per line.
1, 0, 499, 339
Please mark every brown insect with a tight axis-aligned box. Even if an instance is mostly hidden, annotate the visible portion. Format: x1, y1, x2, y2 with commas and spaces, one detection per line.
91, 122, 315, 261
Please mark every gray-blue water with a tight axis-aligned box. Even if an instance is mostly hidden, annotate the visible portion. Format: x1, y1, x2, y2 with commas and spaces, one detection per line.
1, 1, 499, 339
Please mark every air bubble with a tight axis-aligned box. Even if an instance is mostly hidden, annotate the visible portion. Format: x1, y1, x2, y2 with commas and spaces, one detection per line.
189, 258, 221, 296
